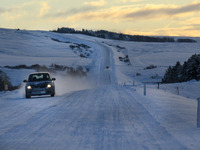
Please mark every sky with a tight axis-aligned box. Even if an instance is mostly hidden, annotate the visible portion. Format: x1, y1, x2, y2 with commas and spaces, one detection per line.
0, 0, 200, 37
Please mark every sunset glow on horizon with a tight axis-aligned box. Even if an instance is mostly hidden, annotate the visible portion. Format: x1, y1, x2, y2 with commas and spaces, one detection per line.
0, 0, 200, 37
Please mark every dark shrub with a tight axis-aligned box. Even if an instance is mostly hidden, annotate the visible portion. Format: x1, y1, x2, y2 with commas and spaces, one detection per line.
162, 54, 200, 83
144, 65, 157, 70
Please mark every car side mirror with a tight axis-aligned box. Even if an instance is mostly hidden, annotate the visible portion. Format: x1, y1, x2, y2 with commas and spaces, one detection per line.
23, 79, 28, 82
52, 78, 56, 81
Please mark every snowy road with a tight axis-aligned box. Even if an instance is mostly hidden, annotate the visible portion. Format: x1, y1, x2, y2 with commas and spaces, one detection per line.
96, 43, 115, 86
0, 86, 188, 150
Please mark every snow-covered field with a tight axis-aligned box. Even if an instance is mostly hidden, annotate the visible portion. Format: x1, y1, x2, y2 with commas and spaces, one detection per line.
0, 28, 200, 149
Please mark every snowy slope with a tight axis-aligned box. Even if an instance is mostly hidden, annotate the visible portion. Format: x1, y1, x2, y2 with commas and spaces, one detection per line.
101, 37, 200, 99
0, 28, 96, 66
1, 28, 200, 150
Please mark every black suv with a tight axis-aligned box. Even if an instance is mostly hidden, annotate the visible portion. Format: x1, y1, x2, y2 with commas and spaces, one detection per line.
23, 72, 56, 98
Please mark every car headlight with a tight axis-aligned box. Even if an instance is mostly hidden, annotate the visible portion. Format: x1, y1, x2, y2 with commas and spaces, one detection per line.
27, 85, 31, 89
47, 84, 52, 88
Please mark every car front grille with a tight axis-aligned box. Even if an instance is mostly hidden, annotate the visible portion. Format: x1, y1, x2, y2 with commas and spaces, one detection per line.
30, 82, 49, 88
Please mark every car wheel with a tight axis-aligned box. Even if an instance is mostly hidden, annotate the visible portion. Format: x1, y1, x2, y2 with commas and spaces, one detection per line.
51, 91, 55, 97
26, 93, 31, 98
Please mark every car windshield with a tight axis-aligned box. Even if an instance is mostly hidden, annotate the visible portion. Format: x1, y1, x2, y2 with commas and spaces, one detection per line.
28, 73, 51, 82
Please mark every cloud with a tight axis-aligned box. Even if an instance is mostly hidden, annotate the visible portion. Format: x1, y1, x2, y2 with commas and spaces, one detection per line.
185, 16, 200, 25
84, 0, 106, 7
0, 6, 26, 21
125, 2, 200, 20
62, 2, 200, 37
120, 0, 142, 3
124, 25, 200, 37
44, 5, 101, 19
0, 1, 48, 20
0, 8, 5, 14
39, 2, 50, 17
0, 7, 19, 14
153, 26, 200, 37
65, 8, 121, 21
61, 2, 200, 22
192, 24, 200, 30
182, 17, 200, 31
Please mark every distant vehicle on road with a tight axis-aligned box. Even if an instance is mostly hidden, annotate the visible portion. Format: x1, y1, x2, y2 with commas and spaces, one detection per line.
106, 66, 109, 69
23, 72, 56, 98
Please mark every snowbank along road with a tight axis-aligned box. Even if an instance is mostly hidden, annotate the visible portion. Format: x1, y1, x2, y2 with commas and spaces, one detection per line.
0, 29, 200, 150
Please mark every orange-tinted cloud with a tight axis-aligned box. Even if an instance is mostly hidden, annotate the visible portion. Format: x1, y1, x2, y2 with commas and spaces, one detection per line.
120, 0, 143, 3
60, 2, 200, 22
39, 2, 50, 17
125, 2, 200, 20
44, 5, 102, 19
84, 0, 106, 7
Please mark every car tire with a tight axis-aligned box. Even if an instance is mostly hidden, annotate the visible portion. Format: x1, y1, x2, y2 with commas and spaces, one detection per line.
26, 93, 31, 98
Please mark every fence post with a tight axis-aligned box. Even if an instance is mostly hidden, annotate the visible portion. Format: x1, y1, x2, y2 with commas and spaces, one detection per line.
197, 98, 200, 128
176, 87, 179, 95
144, 83, 146, 96
4, 76, 8, 92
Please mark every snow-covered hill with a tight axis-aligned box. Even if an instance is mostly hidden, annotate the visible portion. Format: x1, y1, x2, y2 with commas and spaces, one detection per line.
0, 28, 200, 149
